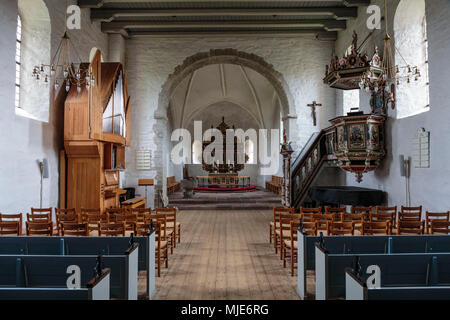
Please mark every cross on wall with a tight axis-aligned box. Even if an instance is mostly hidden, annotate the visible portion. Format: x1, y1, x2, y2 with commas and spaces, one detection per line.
307, 101, 322, 126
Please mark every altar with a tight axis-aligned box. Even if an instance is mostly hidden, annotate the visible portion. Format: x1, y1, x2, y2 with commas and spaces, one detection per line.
197, 174, 251, 188
193, 118, 256, 193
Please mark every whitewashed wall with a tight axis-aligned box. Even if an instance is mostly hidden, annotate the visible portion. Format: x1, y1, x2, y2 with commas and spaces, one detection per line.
0, 0, 108, 214
124, 36, 336, 204
334, 0, 450, 211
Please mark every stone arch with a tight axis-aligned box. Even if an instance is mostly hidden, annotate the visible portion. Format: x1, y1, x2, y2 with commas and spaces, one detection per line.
153, 49, 296, 200
156, 48, 295, 121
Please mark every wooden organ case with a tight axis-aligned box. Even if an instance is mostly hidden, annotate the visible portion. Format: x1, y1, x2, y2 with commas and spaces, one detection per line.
62, 50, 131, 213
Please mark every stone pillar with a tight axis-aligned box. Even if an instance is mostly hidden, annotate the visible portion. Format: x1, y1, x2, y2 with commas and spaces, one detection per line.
281, 147, 294, 208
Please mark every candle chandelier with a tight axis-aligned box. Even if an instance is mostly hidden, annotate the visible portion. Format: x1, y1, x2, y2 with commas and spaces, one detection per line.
32, 31, 94, 94
359, 0, 421, 96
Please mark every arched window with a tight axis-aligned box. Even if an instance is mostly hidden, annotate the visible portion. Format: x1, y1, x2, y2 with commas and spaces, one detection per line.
15, 0, 51, 121
15, 15, 22, 109
342, 90, 360, 115
192, 140, 202, 164
394, 0, 430, 119
90, 47, 104, 63
245, 139, 255, 164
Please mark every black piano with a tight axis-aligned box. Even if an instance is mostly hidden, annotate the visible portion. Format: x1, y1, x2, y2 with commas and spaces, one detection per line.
308, 186, 385, 207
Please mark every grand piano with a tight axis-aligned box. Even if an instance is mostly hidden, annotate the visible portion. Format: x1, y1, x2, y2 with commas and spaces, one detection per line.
308, 186, 385, 207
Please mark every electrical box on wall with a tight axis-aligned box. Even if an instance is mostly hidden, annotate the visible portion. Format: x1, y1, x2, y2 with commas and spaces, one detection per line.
413, 128, 430, 168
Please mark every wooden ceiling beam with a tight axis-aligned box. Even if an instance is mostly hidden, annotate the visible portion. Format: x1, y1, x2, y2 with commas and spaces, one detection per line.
79, 0, 370, 9
127, 29, 338, 40
91, 7, 358, 22
101, 19, 347, 32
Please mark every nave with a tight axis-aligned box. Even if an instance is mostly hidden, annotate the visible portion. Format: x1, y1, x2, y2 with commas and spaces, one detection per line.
151, 210, 300, 300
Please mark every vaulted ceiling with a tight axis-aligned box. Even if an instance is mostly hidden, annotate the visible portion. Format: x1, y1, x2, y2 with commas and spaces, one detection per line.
168, 63, 279, 131
78, 0, 370, 40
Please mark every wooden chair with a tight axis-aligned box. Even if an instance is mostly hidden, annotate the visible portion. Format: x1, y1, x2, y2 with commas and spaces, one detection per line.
350, 206, 372, 215
299, 207, 322, 225
279, 213, 301, 261
98, 222, 126, 236
272, 207, 295, 254
325, 207, 346, 215
397, 220, 425, 235
327, 221, 355, 236
80, 209, 108, 235
399, 206, 422, 222
108, 212, 138, 234
425, 211, 450, 234
283, 220, 300, 276
298, 220, 318, 236
0, 222, 21, 236
30, 207, 53, 219
60, 222, 89, 236
362, 221, 392, 235
156, 207, 181, 245
314, 213, 342, 234
344, 213, 366, 234
55, 208, 78, 236
137, 219, 168, 277
0, 213, 23, 235
155, 209, 176, 253
132, 207, 152, 224
430, 221, 450, 235
27, 210, 52, 223
375, 206, 397, 228
26, 221, 53, 236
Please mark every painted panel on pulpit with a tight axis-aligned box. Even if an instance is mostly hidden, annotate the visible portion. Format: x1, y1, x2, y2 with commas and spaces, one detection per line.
336, 125, 347, 150
349, 124, 366, 149
367, 123, 380, 150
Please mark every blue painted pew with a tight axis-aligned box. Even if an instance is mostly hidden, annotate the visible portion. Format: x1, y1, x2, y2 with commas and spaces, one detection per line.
0, 232, 156, 299
297, 232, 450, 299
0, 256, 110, 300
345, 268, 450, 300
315, 244, 450, 300
0, 243, 139, 300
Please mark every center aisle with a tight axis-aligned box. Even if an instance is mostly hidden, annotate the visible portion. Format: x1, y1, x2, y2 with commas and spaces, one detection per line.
152, 210, 300, 300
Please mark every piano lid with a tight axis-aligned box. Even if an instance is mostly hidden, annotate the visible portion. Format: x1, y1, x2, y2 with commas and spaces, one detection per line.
308, 186, 384, 206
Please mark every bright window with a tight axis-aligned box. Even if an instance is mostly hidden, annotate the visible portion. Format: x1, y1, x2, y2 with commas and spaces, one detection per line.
15, 15, 22, 109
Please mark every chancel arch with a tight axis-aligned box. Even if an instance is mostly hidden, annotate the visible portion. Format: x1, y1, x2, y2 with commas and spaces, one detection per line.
154, 50, 294, 197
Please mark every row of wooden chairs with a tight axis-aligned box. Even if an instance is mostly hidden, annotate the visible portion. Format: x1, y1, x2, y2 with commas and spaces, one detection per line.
270, 206, 450, 277
0, 207, 183, 278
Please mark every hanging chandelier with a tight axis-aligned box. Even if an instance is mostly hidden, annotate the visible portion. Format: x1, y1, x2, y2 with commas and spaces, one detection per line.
359, 0, 421, 94
32, 31, 94, 94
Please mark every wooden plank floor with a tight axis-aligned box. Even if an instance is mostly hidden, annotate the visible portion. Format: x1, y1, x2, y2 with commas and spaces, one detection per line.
150, 210, 300, 300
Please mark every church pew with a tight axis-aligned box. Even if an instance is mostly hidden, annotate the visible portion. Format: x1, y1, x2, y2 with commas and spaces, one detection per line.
0, 232, 156, 299
297, 232, 450, 299
345, 268, 450, 300
0, 256, 111, 300
315, 244, 450, 300
0, 243, 139, 300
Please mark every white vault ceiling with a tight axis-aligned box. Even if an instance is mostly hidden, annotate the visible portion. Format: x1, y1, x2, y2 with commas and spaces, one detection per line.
169, 63, 280, 130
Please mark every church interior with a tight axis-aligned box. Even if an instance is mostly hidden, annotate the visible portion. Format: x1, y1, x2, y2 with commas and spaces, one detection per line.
0, 0, 450, 304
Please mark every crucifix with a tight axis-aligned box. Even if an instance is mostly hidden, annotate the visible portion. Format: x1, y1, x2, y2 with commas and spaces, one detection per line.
307, 101, 322, 126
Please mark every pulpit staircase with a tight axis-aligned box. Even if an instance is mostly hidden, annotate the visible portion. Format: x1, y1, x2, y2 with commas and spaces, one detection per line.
289, 130, 336, 208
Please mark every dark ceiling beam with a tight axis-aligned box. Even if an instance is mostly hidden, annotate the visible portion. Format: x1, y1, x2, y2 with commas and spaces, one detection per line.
101, 19, 347, 33
91, 7, 358, 22
78, 0, 104, 8
127, 29, 338, 41
79, 0, 370, 9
